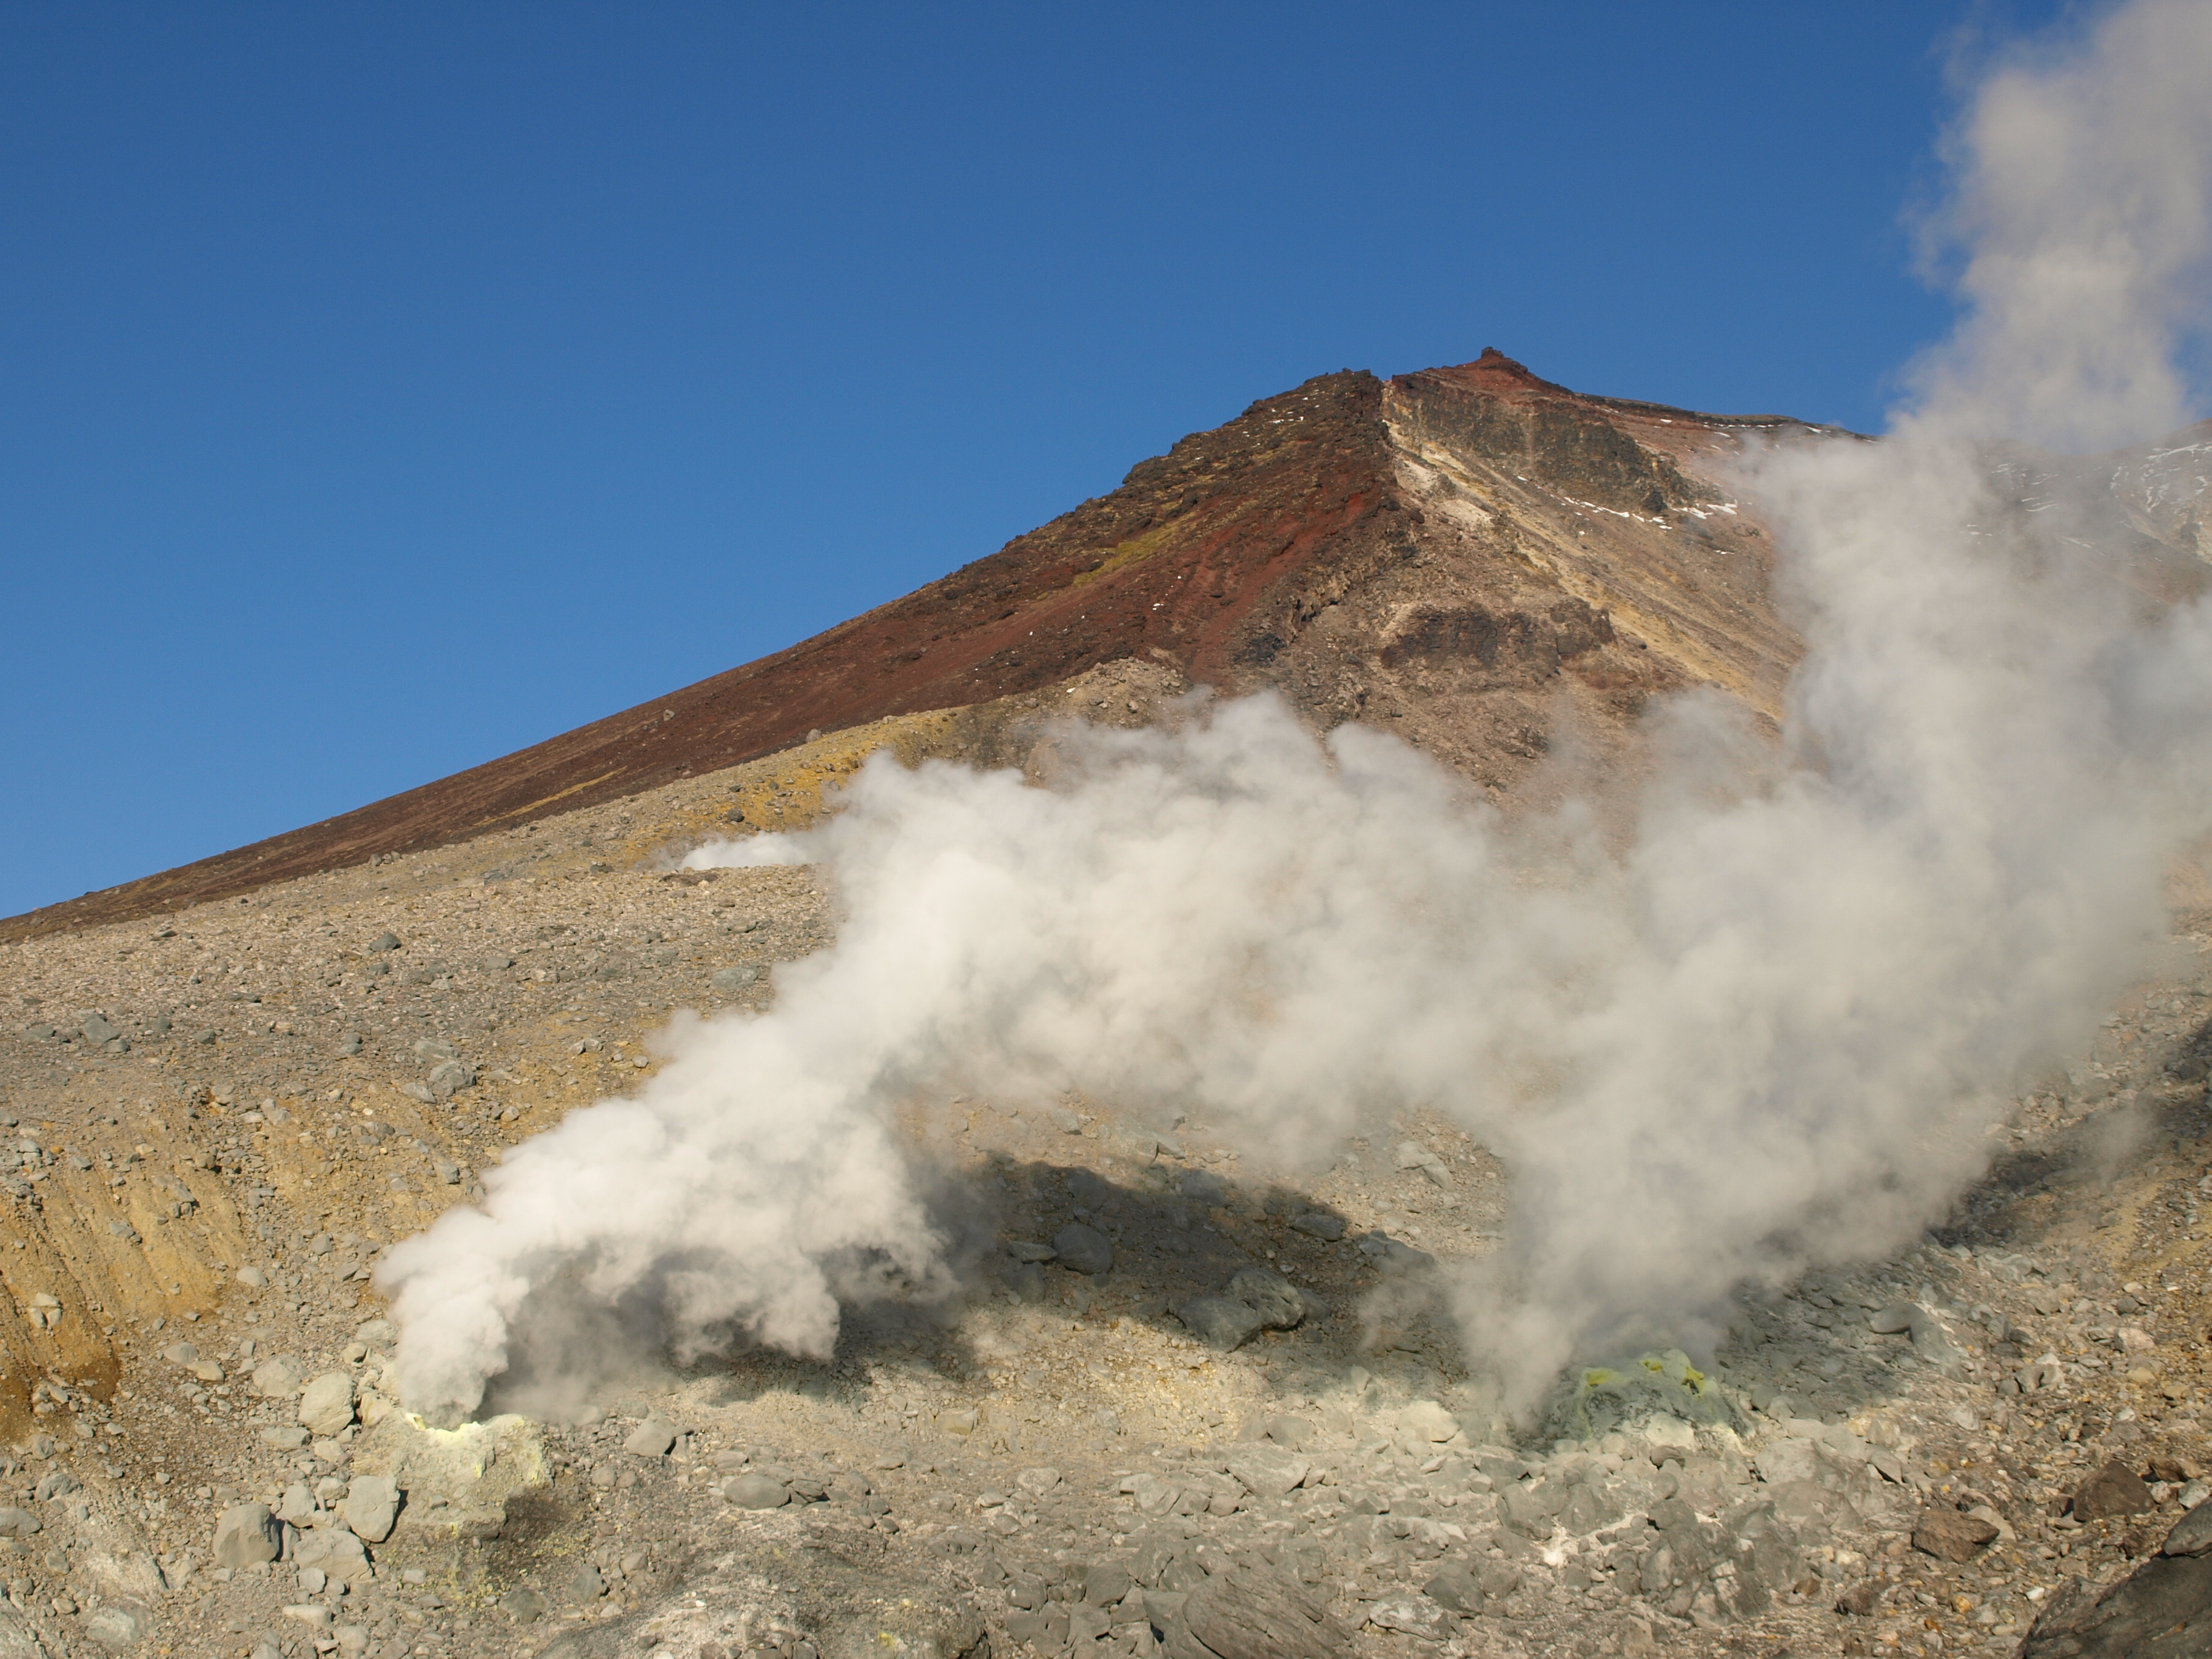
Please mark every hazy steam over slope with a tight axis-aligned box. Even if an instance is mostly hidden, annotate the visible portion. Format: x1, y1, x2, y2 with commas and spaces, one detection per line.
382, 0, 2212, 1420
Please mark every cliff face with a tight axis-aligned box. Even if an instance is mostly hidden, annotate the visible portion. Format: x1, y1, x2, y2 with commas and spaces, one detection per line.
10, 350, 2201, 939
1259, 351, 1830, 797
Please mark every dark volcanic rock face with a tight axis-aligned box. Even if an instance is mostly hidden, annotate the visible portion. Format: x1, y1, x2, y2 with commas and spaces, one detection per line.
1376, 599, 1615, 674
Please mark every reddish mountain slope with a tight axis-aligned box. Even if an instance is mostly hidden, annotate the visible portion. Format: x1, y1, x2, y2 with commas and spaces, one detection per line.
0, 352, 1858, 940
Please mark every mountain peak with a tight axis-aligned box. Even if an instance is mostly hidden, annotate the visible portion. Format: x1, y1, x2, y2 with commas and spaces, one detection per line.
1418, 346, 1580, 401
12, 350, 2206, 941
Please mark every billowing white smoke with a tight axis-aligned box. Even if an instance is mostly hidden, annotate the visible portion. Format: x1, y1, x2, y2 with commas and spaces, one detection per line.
381, 0, 2212, 1421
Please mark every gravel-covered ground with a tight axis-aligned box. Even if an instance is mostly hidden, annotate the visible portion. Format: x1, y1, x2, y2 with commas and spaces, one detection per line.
3, 724, 2212, 1659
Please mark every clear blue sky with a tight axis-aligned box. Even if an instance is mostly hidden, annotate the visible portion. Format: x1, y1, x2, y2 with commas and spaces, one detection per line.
1, 2, 2068, 919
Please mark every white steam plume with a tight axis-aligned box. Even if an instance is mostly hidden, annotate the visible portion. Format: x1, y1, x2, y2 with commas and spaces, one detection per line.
382, 0, 2212, 1421
1912, 0, 2212, 451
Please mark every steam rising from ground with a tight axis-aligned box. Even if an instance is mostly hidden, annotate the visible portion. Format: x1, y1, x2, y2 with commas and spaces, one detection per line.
382, 0, 2212, 1421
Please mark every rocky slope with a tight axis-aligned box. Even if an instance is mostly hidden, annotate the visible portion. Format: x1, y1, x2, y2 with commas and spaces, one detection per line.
4, 356, 2212, 1659
3, 666, 2212, 1659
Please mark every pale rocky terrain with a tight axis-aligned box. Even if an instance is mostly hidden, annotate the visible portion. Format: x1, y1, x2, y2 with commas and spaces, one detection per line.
2, 680, 2212, 1659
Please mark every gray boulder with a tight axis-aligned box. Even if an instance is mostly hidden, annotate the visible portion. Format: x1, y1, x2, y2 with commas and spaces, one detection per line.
1477, 1560, 1523, 1600
2165, 1498, 2212, 1557
1367, 1596, 1449, 1637
291, 1526, 373, 1587
80, 1600, 149, 1652
1723, 1502, 1801, 1617
1752, 1438, 1820, 1486
274, 1483, 316, 1526
342, 1476, 400, 1543
250, 1355, 304, 1397
1156, 1564, 1349, 1659
1224, 1448, 1309, 1500
1176, 1264, 1312, 1350
212, 1503, 280, 1568
1355, 1232, 1436, 1274
1868, 1301, 1969, 1376
2019, 1546, 2212, 1657
298, 1372, 356, 1436
1400, 1399, 1460, 1442
1393, 1141, 1452, 1187
427, 1059, 475, 1098
1175, 1295, 1265, 1352
1503, 1477, 1572, 1537
723, 1473, 789, 1509
1223, 1265, 1305, 1330
1910, 1320, 1970, 1378
1177, 1170, 1228, 1205
1867, 1301, 1922, 1334
1051, 1224, 1114, 1276
1084, 1563, 1133, 1606
1424, 1563, 1481, 1613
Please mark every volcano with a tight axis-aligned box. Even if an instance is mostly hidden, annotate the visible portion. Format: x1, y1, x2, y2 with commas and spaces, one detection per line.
8, 354, 2212, 1659
7, 350, 2205, 940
